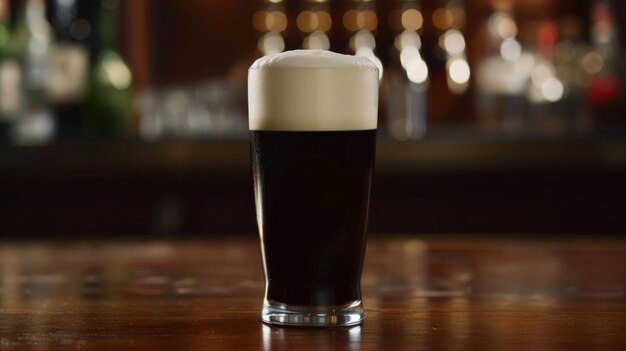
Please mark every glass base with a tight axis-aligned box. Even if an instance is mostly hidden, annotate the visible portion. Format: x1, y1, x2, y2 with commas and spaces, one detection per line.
262, 299, 363, 327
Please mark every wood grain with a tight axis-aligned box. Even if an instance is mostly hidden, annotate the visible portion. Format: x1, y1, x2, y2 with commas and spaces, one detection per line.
1, 238, 626, 350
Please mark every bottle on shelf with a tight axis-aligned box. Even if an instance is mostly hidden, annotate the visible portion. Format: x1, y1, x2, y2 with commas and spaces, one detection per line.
10, 0, 55, 145
553, 16, 590, 135
436, 0, 470, 96
384, 0, 428, 140
474, 0, 529, 136
428, 0, 472, 129
524, 19, 569, 136
48, 0, 89, 140
84, 0, 132, 139
585, 0, 622, 132
0, 0, 20, 143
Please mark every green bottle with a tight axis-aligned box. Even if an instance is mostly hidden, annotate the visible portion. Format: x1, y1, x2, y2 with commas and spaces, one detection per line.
49, 0, 89, 140
0, 0, 20, 142
10, 0, 55, 145
84, 0, 133, 139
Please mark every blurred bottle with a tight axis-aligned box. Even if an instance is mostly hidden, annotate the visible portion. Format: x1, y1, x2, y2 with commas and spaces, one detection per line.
436, 0, 470, 96
384, 0, 428, 140
474, 0, 529, 136
585, 0, 622, 131
84, 0, 132, 139
553, 17, 590, 135
10, 0, 54, 145
433, 0, 472, 127
0, 0, 20, 143
525, 19, 568, 136
48, 0, 89, 140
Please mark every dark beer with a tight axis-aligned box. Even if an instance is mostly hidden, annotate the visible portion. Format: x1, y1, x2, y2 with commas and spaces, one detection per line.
251, 130, 376, 306
248, 50, 379, 326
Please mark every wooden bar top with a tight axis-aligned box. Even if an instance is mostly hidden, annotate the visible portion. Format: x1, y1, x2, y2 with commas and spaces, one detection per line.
1, 237, 626, 350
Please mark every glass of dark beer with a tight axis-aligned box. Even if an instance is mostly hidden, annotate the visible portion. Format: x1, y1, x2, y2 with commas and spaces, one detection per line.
248, 50, 378, 327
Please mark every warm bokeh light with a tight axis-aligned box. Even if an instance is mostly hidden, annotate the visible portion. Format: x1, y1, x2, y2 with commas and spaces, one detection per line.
450, 7, 466, 29
489, 12, 518, 39
252, 11, 267, 32
296, 11, 331, 33
406, 58, 428, 84
582, 52, 604, 74
345, 9, 379, 32
448, 58, 471, 84
343, 9, 358, 31
401, 9, 423, 31
357, 10, 378, 31
316, 11, 332, 32
432, 8, 453, 30
443, 30, 465, 56
265, 11, 287, 33
297, 11, 317, 33
258, 32, 285, 55
400, 45, 420, 68
351, 30, 376, 50
541, 76, 564, 102
396, 30, 421, 51
303, 31, 330, 50
399, 34, 429, 85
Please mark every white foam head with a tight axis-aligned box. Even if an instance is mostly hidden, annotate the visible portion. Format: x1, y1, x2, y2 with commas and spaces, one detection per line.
248, 50, 379, 131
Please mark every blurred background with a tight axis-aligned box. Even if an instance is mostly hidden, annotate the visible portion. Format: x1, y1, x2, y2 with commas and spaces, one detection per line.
0, 0, 624, 238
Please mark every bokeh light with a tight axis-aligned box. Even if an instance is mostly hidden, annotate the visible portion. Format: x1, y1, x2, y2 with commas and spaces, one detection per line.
297, 11, 332, 33
541, 77, 564, 102
396, 30, 422, 51
489, 12, 518, 39
450, 7, 466, 28
432, 8, 453, 30
401, 9, 423, 31
303, 31, 330, 50
252, 11, 267, 32
448, 58, 471, 84
352, 30, 376, 50
297, 11, 317, 33
265, 11, 287, 33
582, 52, 604, 74
500, 38, 522, 61
443, 30, 465, 55
406, 58, 428, 84
258, 32, 285, 55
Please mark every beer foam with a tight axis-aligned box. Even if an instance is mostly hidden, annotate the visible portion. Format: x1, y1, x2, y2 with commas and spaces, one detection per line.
249, 50, 379, 131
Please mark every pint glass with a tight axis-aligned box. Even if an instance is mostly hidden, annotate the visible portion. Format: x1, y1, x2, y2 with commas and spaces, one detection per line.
248, 50, 378, 327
